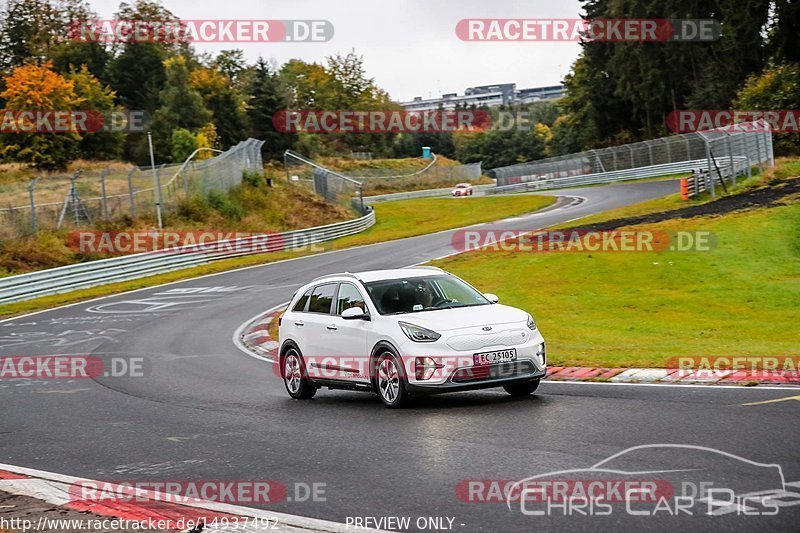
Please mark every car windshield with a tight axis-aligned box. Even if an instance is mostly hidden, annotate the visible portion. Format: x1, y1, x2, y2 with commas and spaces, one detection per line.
363, 275, 490, 315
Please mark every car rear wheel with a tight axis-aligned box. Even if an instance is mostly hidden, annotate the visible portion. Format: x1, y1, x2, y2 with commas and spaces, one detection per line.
503, 379, 540, 397
375, 351, 410, 408
282, 348, 316, 399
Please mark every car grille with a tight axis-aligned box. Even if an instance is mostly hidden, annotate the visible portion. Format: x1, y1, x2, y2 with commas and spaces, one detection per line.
451, 360, 536, 383
445, 329, 529, 351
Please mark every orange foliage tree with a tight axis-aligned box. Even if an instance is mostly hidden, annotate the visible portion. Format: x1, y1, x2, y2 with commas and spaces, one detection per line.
1, 62, 83, 169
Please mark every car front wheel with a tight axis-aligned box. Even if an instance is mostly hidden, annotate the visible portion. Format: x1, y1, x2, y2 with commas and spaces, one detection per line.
282, 348, 316, 400
503, 379, 540, 397
375, 351, 410, 408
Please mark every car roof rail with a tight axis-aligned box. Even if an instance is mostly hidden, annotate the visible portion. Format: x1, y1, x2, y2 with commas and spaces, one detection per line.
406, 266, 445, 273
309, 272, 362, 283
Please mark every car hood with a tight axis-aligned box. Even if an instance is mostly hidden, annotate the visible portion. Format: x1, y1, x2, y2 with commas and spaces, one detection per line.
389, 303, 528, 332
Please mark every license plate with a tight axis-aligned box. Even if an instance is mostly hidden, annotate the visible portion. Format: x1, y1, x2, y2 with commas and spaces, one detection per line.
473, 349, 517, 366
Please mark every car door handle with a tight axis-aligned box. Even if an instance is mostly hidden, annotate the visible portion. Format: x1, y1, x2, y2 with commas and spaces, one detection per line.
326, 324, 338, 331
294, 321, 304, 327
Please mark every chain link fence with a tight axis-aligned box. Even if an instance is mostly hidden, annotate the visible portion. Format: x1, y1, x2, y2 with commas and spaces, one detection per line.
488, 120, 774, 196
283, 150, 367, 213
283, 150, 483, 210
0, 139, 265, 239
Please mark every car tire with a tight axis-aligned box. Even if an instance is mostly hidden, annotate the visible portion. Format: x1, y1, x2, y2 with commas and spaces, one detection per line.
503, 379, 540, 397
374, 351, 410, 408
282, 347, 316, 400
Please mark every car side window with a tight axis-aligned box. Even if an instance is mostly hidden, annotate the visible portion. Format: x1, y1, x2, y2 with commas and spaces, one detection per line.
336, 283, 366, 315
292, 288, 313, 312
307, 283, 337, 314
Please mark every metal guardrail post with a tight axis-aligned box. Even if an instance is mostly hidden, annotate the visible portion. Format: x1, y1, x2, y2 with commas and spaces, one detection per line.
704, 140, 715, 198
754, 130, 764, 174
725, 133, 736, 186
28, 177, 40, 234
127, 168, 137, 217
100, 168, 110, 220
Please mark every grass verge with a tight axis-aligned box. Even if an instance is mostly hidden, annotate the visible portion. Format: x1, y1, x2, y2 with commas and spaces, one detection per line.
0, 194, 554, 318
431, 180, 800, 368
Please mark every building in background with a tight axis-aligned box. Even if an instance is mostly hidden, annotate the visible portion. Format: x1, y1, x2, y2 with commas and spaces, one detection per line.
400, 83, 565, 110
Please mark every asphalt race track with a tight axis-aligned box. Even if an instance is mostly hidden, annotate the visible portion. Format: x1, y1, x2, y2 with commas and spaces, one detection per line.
2, 180, 798, 532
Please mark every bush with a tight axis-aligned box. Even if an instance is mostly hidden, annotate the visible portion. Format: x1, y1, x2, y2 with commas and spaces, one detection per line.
206, 190, 244, 220
171, 128, 198, 163
242, 169, 264, 188
733, 62, 800, 155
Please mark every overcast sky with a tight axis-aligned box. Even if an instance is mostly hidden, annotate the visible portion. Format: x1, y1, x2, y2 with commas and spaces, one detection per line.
88, 0, 584, 102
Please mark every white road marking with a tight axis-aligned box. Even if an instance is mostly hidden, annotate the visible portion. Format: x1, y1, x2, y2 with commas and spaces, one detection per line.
0, 462, 385, 532
541, 380, 800, 391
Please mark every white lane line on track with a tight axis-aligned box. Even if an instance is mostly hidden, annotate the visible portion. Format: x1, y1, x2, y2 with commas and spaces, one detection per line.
0, 462, 386, 533
541, 380, 800, 391
0, 194, 579, 325
231, 309, 800, 392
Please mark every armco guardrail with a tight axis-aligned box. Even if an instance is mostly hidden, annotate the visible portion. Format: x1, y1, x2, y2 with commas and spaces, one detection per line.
489, 120, 774, 198
485, 158, 745, 195
362, 184, 495, 204
0, 210, 375, 305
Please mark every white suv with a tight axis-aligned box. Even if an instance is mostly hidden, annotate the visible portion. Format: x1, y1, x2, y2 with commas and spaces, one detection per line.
277, 267, 546, 407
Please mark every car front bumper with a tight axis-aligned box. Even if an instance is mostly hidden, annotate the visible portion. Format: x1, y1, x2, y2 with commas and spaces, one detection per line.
396, 329, 546, 393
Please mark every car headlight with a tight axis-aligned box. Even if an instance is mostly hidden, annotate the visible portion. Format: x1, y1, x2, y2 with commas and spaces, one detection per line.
399, 322, 441, 343
526, 313, 537, 331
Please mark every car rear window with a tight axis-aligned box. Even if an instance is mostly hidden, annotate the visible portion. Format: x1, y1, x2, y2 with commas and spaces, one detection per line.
307, 283, 336, 314
292, 288, 313, 312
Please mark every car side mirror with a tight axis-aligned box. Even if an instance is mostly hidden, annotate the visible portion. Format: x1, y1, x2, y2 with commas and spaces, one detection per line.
484, 293, 499, 303
342, 306, 368, 320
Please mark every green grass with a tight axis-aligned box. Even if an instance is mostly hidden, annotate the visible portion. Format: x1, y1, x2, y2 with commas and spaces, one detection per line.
331, 195, 555, 249
0, 194, 555, 318
431, 202, 800, 368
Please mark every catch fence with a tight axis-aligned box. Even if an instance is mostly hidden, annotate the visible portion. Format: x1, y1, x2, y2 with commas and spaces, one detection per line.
487, 120, 774, 196
0, 139, 265, 239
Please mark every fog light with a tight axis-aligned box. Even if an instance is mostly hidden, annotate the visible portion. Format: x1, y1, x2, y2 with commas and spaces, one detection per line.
536, 343, 546, 366
415, 357, 444, 380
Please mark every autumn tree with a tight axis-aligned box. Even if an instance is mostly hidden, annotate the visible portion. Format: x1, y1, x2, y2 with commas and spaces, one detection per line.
68, 65, 124, 159
0, 62, 82, 169
190, 66, 248, 148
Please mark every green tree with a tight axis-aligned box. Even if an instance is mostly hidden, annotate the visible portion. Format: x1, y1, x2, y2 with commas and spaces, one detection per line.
171, 128, 197, 163
563, 0, 772, 148
733, 62, 800, 154
190, 66, 248, 148
150, 55, 212, 161
68, 65, 125, 160
0, 0, 93, 72
768, 0, 800, 63
250, 57, 294, 160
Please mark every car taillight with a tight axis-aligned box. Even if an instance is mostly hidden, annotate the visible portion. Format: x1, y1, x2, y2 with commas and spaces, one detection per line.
278, 314, 283, 327
415, 357, 444, 380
